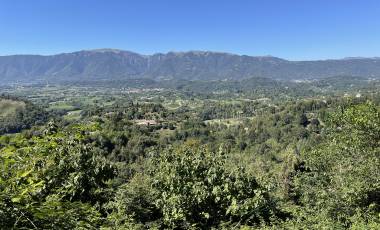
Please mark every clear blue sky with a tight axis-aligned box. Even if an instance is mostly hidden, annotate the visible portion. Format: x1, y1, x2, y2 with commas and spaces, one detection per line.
1, 0, 380, 60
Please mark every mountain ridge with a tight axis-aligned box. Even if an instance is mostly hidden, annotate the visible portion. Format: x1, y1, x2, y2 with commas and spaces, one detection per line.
3, 49, 379, 61
1, 49, 380, 83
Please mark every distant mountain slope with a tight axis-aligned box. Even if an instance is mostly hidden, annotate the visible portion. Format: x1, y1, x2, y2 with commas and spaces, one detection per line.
1, 49, 380, 83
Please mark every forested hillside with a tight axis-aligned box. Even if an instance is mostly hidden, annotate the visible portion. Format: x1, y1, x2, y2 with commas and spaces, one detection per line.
0, 83, 379, 229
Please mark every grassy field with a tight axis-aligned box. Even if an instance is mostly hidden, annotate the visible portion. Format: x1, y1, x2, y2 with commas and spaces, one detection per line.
0, 99, 25, 117
63, 110, 82, 121
204, 117, 254, 127
47, 102, 76, 111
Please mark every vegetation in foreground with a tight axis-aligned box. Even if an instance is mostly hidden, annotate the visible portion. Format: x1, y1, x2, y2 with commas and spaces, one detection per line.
0, 82, 379, 229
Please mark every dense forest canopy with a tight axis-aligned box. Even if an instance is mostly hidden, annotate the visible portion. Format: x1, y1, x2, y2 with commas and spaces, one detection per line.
0, 79, 379, 229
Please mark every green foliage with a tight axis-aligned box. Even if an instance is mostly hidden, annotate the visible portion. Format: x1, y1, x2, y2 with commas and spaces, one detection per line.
149, 145, 280, 228
1, 85, 380, 229
106, 173, 161, 229
0, 123, 115, 228
0, 95, 48, 134
291, 102, 380, 228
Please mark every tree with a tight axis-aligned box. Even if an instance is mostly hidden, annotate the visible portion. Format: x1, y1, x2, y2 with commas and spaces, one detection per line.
291, 103, 380, 228
298, 113, 309, 127
148, 145, 280, 228
0, 123, 115, 229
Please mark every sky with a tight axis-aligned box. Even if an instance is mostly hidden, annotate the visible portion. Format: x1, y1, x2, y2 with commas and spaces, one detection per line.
0, 0, 380, 60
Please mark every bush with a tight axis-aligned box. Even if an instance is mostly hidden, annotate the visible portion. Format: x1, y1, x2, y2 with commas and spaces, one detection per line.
153, 145, 280, 228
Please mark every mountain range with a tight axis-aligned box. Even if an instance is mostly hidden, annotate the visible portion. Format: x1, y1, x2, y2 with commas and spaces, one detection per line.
1, 49, 380, 83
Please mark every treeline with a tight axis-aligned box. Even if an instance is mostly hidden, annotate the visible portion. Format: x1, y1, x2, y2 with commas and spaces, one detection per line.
0, 95, 49, 135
